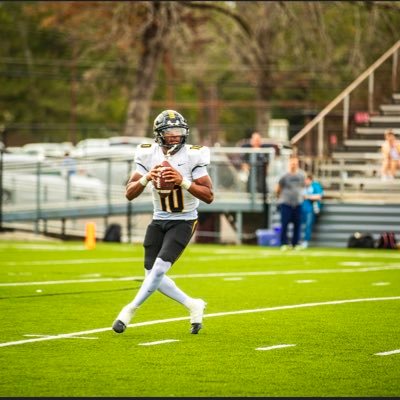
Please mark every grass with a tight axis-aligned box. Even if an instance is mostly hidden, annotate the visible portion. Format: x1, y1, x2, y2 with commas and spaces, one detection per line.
0, 241, 399, 397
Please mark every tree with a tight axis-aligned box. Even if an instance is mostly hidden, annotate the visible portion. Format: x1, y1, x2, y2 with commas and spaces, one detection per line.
179, 1, 400, 139
4, 1, 400, 146
0, 2, 73, 144
29, 1, 205, 138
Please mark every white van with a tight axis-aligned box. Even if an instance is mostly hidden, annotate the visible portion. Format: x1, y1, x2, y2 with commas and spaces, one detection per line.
2, 153, 106, 205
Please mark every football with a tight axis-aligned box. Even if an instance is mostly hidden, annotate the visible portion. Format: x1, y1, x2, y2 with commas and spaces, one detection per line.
153, 160, 175, 198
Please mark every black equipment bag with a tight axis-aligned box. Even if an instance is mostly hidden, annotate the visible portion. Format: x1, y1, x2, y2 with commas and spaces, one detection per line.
376, 232, 397, 249
104, 223, 122, 243
347, 232, 375, 248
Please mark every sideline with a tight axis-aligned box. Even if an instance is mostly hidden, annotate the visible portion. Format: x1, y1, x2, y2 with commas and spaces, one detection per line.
0, 296, 399, 348
1, 264, 400, 287
4, 249, 400, 266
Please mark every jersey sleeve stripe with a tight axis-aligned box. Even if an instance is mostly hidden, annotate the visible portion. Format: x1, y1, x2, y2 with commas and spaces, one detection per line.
136, 162, 149, 172
192, 164, 207, 172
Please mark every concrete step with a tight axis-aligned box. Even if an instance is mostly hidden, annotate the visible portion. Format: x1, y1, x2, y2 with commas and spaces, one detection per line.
380, 104, 400, 115
318, 162, 381, 171
369, 115, 400, 124
315, 203, 400, 213
316, 213, 400, 224
392, 93, 400, 104
319, 176, 400, 191
320, 190, 400, 202
318, 163, 381, 174
355, 127, 400, 135
343, 139, 383, 148
331, 152, 381, 160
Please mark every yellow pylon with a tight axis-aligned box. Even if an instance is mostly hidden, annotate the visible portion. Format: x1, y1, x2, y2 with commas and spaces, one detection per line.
84, 222, 96, 250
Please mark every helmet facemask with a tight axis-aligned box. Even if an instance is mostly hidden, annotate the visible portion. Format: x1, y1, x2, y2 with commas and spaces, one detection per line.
157, 127, 188, 154
153, 110, 189, 155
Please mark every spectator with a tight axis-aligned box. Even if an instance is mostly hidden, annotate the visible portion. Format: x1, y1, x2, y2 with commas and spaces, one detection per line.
275, 155, 306, 250
240, 131, 273, 193
301, 174, 324, 248
61, 151, 77, 178
381, 129, 400, 180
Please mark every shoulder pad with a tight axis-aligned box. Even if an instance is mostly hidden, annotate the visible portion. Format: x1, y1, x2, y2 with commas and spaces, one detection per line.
136, 143, 154, 153
134, 143, 154, 164
187, 144, 210, 166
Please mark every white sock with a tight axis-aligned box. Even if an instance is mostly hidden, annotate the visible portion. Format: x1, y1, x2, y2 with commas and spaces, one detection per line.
145, 269, 191, 306
127, 257, 171, 309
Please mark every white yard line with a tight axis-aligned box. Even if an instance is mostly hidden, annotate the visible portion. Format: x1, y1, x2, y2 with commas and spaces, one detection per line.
4, 250, 400, 267
0, 276, 143, 287
0, 244, 137, 251
1, 265, 400, 287
340, 262, 363, 266
2, 244, 400, 259
375, 349, 400, 356
4, 257, 143, 266
223, 277, 243, 281
209, 249, 400, 259
0, 296, 399, 348
256, 344, 296, 351
23, 334, 98, 340
138, 339, 179, 346
1, 253, 294, 266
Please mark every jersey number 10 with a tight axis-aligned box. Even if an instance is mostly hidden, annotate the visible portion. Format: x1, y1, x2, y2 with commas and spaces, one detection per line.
160, 186, 184, 212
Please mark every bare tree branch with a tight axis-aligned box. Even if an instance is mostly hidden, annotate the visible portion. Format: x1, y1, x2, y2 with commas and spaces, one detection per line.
180, 1, 253, 38
347, 1, 400, 11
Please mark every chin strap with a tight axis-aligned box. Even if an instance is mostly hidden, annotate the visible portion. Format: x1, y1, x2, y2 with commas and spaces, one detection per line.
165, 144, 178, 158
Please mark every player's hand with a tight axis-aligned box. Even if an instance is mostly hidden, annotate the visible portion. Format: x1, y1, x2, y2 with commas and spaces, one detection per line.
149, 164, 163, 181
161, 166, 183, 185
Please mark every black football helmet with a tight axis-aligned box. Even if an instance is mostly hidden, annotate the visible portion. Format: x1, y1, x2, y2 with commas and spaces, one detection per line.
153, 110, 189, 154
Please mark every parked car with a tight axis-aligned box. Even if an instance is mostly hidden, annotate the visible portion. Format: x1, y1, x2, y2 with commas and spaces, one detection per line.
108, 136, 153, 147
2, 153, 106, 205
3, 172, 106, 204
22, 142, 74, 159
72, 136, 153, 158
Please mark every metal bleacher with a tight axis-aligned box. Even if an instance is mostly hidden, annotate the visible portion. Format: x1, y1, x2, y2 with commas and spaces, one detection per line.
1, 147, 288, 245
293, 202, 400, 248
291, 40, 400, 195
289, 39, 400, 247
311, 92, 400, 200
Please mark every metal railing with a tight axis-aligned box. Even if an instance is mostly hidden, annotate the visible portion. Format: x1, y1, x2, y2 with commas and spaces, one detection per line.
1, 147, 293, 243
291, 39, 400, 157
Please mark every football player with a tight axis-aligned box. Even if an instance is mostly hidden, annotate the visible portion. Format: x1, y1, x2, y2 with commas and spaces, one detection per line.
112, 110, 214, 335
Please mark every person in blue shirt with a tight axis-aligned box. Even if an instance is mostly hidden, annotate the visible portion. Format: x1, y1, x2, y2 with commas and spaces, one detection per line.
301, 174, 324, 248
61, 151, 77, 178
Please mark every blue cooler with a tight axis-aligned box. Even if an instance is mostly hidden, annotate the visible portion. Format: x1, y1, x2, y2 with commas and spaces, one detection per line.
273, 223, 282, 237
256, 229, 281, 246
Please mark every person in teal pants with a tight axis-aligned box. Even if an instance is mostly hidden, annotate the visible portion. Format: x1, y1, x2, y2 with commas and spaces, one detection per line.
301, 174, 324, 248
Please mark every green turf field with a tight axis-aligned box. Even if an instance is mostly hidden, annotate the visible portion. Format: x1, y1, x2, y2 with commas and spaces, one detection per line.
0, 241, 399, 397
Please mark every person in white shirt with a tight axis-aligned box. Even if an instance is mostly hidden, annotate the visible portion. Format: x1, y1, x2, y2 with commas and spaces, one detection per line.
381, 129, 400, 180
112, 110, 214, 335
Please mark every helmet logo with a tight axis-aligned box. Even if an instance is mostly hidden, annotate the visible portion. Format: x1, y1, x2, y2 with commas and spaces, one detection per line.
167, 110, 176, 119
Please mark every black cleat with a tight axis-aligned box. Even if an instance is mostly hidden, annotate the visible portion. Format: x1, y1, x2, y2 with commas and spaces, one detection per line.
191, 323, 202, 334
112, 319, 127, 334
